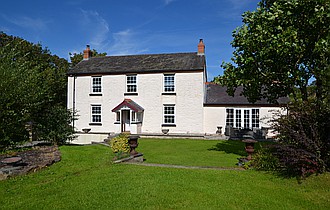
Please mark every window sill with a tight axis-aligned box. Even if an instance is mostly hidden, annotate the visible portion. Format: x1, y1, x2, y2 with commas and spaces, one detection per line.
162, 92, 176, 95
114, 122, 142, 124
124, 93, 138, 96
89, 93, 102, 96
131, 121, 142, 124
89, 123, 102, 126
162, 124, 176, 127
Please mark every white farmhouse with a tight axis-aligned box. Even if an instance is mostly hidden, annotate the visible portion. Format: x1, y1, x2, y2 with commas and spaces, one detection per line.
67, 40, 288, 144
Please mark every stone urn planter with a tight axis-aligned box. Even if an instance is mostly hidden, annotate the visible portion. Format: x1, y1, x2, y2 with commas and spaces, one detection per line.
216, 126, 222, 135
128, 135, 140, 156
242, 139, 258, 160
162, 129, 169, 135
82, 128, 91, 133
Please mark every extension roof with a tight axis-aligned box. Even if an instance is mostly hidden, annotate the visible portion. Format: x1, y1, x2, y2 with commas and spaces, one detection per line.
68, 52, 205, 75
204, 83, 290, 106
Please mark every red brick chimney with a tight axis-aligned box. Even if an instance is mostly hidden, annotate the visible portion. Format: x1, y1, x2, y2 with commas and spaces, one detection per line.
83, 45, 91, 60
197, 39, 205, 55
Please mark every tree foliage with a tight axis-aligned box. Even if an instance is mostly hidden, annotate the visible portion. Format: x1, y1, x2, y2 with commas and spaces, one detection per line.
215, 0, 330, 104
215, 0, 330, 178
69, 49, 107, 67
0, 32, 74, 149
253, 100, 330, 178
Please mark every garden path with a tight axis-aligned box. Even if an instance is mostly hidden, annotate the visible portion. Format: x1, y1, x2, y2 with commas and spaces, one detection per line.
123, 162, 244, 170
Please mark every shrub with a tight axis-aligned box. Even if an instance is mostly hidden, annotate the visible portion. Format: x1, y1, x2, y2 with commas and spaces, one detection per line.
268, 144, 324, 178
110, 134, 130, 154
34, 107, 75, 145
251, 148, 279, 171
266, 99, 330, 179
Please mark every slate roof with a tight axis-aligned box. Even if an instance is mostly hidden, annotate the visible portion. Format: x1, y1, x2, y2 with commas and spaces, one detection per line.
68, 52, 205, 75
205, 83, 290, 106
112, 99, 144, 112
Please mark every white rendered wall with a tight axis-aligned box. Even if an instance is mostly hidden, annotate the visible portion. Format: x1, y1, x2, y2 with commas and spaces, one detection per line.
259, 107, 286, 128
68, 71, 205, 135
160, 72, 205, 134
71, 133, 108, 145
260, 107, 287, 138
203, 106, 286, 135
203, 107, 226, 134
67, 76, 74, 110
68, 72, 285, 137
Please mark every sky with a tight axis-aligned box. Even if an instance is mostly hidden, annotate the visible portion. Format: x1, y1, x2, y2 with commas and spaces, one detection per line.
0, 0, 260, 81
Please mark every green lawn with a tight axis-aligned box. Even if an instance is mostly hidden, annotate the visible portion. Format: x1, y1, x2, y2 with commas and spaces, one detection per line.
0, 139, 329, 209
139, 138, 256, 167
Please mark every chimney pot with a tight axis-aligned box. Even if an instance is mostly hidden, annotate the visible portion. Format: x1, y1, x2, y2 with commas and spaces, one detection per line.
83, 45, 91, 60
197, 39, 205, 55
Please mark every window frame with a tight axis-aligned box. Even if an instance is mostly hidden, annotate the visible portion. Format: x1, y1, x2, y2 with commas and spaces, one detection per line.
226, 108, 234, 127
90, 104, 102, 125
137, 112, 143, 122
225, 108, 260, 129
244, 110, 250, 128
252, 109, 260, 128
131, 111, 136, 122
163, 74, 175, 93
163, 104, 175, 125
235, 109, 242, 128
126, 75, 137, 93
115, 112, 120, 123
91, 76, 102, 94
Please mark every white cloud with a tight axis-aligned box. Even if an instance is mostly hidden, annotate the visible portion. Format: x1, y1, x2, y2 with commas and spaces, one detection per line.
109, 29, 149, 55
164, 0, 175, 5
77, 10, 149, 55
227, 0, 251, 10
79, 9, 110, 50
2, 14, 48, 31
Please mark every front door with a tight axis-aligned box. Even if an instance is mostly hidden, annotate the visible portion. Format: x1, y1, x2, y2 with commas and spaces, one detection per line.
121, 110, 130, 132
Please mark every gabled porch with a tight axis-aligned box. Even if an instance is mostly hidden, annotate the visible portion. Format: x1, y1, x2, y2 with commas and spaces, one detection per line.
112, 99, 144, 134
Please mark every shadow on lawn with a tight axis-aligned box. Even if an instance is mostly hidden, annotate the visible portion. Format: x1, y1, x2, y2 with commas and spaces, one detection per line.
208, 140, 247, 156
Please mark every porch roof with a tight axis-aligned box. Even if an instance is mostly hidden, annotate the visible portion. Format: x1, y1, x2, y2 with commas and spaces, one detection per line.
112, 99, 144, 112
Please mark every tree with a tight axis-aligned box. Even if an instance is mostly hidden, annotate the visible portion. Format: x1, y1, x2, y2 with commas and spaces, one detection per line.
0, 32, 74, 149
215, 0, 330, 104
214, 0, 330, 178
69, 49, 107, 67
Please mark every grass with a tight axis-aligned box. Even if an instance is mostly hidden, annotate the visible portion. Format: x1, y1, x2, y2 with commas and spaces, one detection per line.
0, 139, 329, 209
139, 138, 267, 167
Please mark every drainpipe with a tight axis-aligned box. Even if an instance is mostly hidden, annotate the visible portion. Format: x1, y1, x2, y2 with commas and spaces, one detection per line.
73, 75, 76, 130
